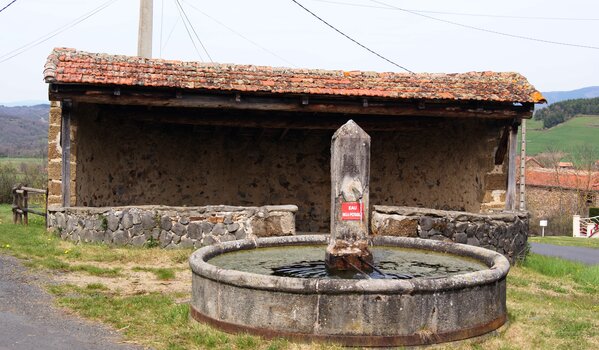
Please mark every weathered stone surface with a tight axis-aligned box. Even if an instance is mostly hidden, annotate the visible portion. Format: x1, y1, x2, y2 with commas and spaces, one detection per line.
161, 216, 172, 230
159, 230, 173, 247
212, 223, 227, 236
372, 205, 529, 263
202, 235, 217, 246
467, 237, 480, 246
200, 222, 213, 235
188, 222, 201, 239
131, 212, 141, 225
180, 236, 194, 248
454, 232, 468, 244
172, 222, 186, 236
141, 213, 155, 229
122, 213, 134, 229
106, 213, 119, 231
131, 235, 146, 247
227, 223, 240, 233
113, 230, 129, 245
48, 205, 297, 249
372, 214, 418, 237
419, 216, 434, 231
220, 234, 236, 242
234, 228, 247, 240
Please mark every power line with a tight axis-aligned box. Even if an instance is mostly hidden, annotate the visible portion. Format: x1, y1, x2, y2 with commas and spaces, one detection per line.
175, 0, 212, 61
173, 0, 204, 61
161, 17, 180, 53
182, 0, 296, 67
312, 0, 599, 21
371, 0, 599, 50
290, 0, 412, 73
0, 0, 120, 64
0, 0, 17, 15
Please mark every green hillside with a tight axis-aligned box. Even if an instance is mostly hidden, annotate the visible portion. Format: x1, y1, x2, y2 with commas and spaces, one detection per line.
521, 115, 599, 157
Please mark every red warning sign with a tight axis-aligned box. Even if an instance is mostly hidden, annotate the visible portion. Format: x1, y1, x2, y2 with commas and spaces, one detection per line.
341, 202, 362, 221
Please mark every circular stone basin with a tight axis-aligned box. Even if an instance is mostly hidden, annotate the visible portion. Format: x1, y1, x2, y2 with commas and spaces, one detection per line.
189, 235, 510, 347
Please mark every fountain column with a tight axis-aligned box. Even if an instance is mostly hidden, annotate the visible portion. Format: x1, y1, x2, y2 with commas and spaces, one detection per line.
325, 120, 374, 272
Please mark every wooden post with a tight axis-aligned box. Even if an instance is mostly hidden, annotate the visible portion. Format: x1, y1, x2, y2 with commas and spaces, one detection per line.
61, 101, 72, 207
519, 119, 526, 211
23, 187, 28, 226
325, 120, 373, 272
505, 122, 519, 211
45, 188, 49, 229
12, 185, 18, 224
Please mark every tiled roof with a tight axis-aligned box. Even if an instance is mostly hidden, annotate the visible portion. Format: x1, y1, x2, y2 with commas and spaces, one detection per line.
44, 48, 545, 103
524, 168, 599, 191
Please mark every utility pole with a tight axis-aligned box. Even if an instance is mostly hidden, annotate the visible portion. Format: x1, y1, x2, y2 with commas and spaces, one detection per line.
137, 0, 153, 58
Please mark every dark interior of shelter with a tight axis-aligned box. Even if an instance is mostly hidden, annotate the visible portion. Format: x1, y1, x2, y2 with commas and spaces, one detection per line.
70, 103, 510, 232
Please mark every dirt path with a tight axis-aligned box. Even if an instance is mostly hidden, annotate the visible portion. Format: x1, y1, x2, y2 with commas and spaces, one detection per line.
0, 254, 147, 350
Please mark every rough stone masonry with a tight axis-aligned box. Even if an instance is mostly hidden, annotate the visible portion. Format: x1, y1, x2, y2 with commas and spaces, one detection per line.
48, 205, 297, 248
371, 205, 529, 263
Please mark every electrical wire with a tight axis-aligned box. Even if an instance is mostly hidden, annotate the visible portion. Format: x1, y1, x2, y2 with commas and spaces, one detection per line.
0, 0, 17, 15
173, 0, 205, 61
312, 0, 599, 21
371, 0, 599, 50
290, 0, 412, 73
175, 0, 212, 61
182, 0, 296, 67
0, 0, 120, 64
161, 17, 180, 53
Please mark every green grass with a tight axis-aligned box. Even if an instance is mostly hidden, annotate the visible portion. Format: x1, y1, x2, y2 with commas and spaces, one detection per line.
522, 254, 599, 289
1, 204, 598, 349
520, 115, 599, 157
529, 236, 599, 249
132, 266, 176, 280
0, 157, 44, 165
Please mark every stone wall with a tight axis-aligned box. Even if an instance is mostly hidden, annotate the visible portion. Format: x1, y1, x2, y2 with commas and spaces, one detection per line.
47, 103, 512, 232
371, 206, 529, 263
48, 205, 297, 248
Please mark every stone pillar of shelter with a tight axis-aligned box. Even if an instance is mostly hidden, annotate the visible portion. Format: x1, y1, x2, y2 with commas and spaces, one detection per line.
325, 120, 373, 272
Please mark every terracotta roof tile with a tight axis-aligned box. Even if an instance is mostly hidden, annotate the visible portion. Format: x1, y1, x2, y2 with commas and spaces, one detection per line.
524, 168, 599, 191
44, 48, 546, 103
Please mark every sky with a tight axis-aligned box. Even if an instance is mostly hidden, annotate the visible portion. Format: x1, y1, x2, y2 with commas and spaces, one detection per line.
1, 0, 598, 103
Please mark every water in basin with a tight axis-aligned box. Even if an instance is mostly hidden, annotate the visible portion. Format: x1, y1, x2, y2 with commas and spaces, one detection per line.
208, 245, 486, 280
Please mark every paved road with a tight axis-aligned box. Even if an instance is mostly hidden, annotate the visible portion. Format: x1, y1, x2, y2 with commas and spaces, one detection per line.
530, 243, 599, 265
0, 254, 146, 350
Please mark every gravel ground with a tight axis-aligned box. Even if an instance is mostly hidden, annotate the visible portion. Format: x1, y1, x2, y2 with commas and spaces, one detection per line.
0, 254, 147, 350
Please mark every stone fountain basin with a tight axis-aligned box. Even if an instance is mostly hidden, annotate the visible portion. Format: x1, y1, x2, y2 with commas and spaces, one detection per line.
189, 235, 510, 347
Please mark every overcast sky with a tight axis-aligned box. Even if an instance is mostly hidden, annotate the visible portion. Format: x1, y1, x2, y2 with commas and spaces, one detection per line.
1, 0, 598, 103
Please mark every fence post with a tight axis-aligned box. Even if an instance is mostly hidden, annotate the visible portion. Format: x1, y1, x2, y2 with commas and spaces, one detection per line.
23, 187, 28, 226
12, 185, 18, 224
45, 188, 49, 229
573, 215, 580, 237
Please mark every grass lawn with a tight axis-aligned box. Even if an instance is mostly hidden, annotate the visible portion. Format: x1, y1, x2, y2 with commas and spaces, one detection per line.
520, 115, 599, 157
529, 236, 599, 249
0, 204, 597, 350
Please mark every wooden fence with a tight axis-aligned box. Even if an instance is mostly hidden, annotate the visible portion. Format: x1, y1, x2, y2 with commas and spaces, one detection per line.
12, 184, 48, 227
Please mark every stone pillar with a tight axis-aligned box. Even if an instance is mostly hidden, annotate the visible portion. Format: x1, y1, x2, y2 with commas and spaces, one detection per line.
47, 101, 63, 207
325, 120, 373, 272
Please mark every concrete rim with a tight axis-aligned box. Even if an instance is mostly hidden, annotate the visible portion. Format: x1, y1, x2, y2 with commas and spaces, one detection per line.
189, 235, 510, 294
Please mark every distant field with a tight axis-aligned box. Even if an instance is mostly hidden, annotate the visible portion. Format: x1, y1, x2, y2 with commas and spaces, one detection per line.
0, 157, 44, 166
521, 115, 599, 157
